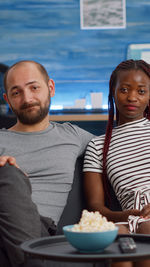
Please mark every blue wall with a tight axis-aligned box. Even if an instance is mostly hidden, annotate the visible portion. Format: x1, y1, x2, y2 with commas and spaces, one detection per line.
0, 0, 150, 109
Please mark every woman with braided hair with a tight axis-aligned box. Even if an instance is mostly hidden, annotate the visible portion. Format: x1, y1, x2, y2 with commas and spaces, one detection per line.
83, 59, 150, 267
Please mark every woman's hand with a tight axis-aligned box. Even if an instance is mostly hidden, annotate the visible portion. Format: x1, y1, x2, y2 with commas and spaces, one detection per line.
139, 204, 150, 218
122, 209, 141, 220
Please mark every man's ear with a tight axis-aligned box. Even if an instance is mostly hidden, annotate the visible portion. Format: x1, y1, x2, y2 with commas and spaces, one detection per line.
3, 93, 12, 109
3, 93, 12, 110
48, 79, 55, 97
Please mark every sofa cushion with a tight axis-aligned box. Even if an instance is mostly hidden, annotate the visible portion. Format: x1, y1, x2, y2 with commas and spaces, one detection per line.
56, 157, 86, 234
56, 156, 122, 235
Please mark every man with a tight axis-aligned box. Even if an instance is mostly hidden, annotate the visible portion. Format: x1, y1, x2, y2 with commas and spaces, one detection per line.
0, 60, 94, 267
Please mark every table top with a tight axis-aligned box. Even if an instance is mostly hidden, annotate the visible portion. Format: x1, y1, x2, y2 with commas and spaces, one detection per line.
21, 234, 150, 263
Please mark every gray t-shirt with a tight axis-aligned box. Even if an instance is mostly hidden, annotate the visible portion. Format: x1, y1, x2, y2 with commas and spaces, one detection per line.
0, 122, 93, 224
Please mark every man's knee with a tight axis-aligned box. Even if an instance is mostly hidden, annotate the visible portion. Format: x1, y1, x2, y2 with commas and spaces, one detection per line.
0, 164, 42, 266
0, 164, 31, 192
0, 164, 33, 215
0, 163, 41, 241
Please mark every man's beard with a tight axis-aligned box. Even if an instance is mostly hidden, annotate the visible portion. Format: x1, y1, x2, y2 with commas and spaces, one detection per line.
11, 99, 50, 125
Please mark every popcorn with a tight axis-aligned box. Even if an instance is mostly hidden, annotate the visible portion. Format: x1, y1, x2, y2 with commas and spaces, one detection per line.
71, 210, 116, 232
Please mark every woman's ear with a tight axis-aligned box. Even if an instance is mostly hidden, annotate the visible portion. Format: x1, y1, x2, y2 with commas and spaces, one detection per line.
48, 79, 55, 97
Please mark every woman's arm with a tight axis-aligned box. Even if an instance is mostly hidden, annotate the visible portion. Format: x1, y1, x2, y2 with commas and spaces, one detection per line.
84, 171, 140, 222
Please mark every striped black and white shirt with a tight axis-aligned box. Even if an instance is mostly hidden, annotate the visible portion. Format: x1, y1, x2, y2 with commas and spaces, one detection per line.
83, 118, 150, 213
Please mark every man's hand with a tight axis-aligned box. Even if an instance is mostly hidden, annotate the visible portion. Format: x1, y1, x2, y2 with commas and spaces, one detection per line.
0, 155, 19, 168
0, 155, 28, 177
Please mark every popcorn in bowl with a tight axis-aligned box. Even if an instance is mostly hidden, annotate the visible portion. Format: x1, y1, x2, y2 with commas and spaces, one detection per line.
63, 210, 118, 253
71, 209, 116, 232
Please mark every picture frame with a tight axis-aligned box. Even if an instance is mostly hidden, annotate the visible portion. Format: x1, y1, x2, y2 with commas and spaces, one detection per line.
80, 0, 126, 30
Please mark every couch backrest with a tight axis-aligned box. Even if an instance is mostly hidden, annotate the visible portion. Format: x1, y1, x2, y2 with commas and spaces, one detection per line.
56, 157, 86, 234
56, 156, 121, 235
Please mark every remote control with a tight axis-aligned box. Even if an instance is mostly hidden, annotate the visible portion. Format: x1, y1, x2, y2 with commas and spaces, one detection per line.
118, 237, 136, 253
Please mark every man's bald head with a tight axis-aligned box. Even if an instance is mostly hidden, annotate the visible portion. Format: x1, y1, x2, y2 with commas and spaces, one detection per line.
4, 60, 50, 93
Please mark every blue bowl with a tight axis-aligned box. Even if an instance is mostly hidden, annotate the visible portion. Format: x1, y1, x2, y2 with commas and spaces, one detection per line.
63, 225, 118, 253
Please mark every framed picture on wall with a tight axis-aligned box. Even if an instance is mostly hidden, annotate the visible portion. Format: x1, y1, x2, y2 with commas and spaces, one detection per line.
80, 0, 126, 29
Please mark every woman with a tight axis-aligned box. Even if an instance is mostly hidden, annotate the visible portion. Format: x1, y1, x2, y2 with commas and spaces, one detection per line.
83, 59, 150, 267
